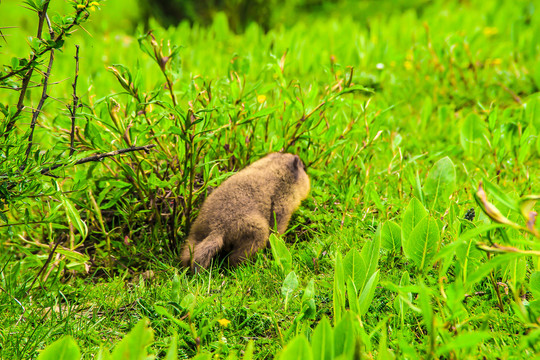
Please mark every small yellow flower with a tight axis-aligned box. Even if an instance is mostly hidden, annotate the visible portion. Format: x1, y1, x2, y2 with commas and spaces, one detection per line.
89, 1, 100, 5
217, 318, 231, 328
77, 4, 86, 9
404, 61, 413, 71
257, 94, 266, 104
483, 27, 498, 36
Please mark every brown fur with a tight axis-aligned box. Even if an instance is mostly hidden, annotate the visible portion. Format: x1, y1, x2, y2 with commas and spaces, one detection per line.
180, 153, 310, 272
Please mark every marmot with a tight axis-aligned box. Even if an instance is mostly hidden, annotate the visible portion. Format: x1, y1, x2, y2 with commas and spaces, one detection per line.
180, 152, 310, 272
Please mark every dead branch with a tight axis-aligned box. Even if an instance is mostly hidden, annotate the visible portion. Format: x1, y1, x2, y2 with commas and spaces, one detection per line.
41, 144, 157, 175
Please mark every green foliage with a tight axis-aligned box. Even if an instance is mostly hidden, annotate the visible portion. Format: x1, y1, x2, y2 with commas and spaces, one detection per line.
2, 0, 540, 358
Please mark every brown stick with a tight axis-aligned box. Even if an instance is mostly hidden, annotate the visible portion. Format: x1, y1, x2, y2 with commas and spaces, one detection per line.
69, 45, 81, 156
41, 144, 157, 175
23, 49, 55, 167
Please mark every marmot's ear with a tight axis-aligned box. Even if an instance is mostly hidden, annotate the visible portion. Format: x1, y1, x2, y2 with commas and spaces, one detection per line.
289, 155, 307, 174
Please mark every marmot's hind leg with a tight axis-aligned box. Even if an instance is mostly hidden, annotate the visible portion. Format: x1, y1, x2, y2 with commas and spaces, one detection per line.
181, 232, 224, 272
227, 215, 269, 267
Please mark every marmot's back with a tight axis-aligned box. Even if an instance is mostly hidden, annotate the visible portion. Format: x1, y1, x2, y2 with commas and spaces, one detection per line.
181, 153, 310, 271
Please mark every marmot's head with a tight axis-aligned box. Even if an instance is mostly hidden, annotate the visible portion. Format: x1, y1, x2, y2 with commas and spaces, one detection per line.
258, 152, 310, 200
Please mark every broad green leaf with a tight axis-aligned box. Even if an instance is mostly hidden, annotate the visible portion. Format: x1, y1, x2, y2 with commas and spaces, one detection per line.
357, 270, 379, 316
401, 198, 428, 254
346, 278, 359, 314
405, 216, 440, 271
343, 249, 366, 295
530, 272, 540, 298
180, 293, 196, 310
360, 233, 381, 288
269, 234, 292, 276
460, 112, 487, 155
333, 252, 345, 325
381, 221, 401, 252
164, 333, 177, 360
393, 271, 411, 327
111, 318, 154, 360
334, 312, 355, 357
242, 341, 255, 360
37, 336, 80, 360
312, 317, 334, 360
424, 156, 456, 211
278, 335, 313, 360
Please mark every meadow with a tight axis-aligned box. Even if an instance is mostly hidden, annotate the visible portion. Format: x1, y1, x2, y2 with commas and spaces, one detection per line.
1, 0, 540, 358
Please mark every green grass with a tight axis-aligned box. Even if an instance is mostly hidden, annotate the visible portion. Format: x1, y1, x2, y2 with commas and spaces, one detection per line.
1, 0, 540, 358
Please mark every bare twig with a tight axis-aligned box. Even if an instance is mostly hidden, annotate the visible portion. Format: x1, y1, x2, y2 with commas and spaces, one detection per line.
41, 144, 157, 175
23, 49, 55, 167
4, 0, 51, 137
69, 45, 81, 156
26, 236, 63, 295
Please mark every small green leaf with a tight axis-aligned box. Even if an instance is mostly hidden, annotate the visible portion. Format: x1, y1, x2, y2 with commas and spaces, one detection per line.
437, 331, 491, 356
59, 193, 88, 240
333, 252, 345, 325
281, 271, 299, 310
530, 272, 540, 298
421, 96, 432, 124
460, 112, 487, 155
300, 280, 316, 320
346, 278, 359, 314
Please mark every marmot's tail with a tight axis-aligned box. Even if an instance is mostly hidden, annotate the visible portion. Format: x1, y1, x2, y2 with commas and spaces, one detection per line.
180, 232, 224, 272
